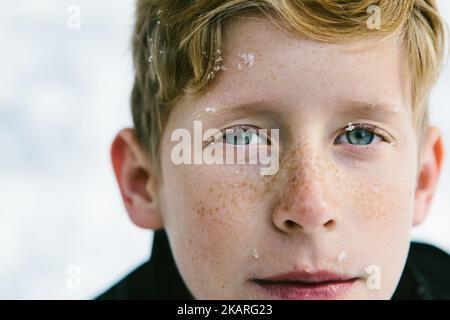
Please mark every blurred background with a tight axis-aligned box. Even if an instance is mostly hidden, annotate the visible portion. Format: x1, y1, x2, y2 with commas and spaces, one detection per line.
0, 0, 449, 299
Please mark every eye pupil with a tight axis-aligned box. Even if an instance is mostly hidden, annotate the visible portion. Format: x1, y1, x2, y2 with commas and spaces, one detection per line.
226, 130, 254, 145
346, 128, 374, 145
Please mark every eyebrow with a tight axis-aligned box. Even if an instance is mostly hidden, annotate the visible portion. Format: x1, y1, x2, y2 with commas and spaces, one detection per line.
340, 100, 401, 122
200, 99, 401, 123
201, 100, 273, 121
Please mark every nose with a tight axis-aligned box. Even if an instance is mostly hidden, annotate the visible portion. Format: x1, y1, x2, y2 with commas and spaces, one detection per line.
272, 159, 338, 235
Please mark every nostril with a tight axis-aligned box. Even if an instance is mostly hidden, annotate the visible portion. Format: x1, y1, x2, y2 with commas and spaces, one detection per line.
324, 219, 336, 228
285, 220, 300, 229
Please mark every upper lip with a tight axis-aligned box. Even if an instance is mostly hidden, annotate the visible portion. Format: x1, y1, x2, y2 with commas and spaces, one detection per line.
255, 270, 358, 284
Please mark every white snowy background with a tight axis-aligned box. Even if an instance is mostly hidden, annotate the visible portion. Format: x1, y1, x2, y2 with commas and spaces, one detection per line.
0, 1, 449, 299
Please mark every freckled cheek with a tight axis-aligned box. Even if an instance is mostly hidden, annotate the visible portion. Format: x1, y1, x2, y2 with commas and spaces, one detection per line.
169, 166, 268, 281
345, 166, 415, 295
165, 195, 243, 295
191, 204, 236, 251
187, 184, 263, 253
342, 161, 415, 238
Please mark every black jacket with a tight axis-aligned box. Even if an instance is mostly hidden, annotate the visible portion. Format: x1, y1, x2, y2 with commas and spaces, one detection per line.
96, 230, 450, 300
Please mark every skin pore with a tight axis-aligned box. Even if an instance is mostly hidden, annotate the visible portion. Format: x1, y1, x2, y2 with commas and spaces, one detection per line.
112, 16, 444, 299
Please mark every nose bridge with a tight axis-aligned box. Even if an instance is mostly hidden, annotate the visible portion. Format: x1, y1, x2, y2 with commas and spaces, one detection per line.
286, 148, 328, 211
273, 145, 337, 234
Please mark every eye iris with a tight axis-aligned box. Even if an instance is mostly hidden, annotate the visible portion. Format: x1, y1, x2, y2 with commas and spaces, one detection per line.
346, 128, 374, 145
226, 131, 253, 145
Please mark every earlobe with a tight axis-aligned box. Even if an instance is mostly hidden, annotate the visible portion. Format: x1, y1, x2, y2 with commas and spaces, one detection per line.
413, 127, 444, 226
111, 128, 164, 230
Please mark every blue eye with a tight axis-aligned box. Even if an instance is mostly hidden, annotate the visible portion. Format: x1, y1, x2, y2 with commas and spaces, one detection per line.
222, 126, 269, 146
335, 124, 389, 146
345, 128, 374, 145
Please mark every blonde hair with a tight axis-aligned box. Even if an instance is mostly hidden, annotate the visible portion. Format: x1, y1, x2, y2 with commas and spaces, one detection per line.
131, 0, 447, 173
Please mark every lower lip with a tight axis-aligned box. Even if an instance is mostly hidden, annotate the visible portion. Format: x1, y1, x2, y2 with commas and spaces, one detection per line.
253, 278, 358, 300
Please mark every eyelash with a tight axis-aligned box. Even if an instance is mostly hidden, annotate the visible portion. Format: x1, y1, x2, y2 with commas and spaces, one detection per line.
205, 124, 271, 147
334, 123, 394, 145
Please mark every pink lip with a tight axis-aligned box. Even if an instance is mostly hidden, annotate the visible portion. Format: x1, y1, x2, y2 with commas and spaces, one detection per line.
253, 270, 359, 300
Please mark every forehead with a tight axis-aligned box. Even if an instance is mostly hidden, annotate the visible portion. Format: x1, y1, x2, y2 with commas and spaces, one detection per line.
213, 15, 411, 112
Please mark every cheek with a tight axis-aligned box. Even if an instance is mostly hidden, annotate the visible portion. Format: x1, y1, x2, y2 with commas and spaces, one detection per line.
347, 165, 414, 269
339, 149, 417, 297
351, 171, 413, 228
345, 148, 417, 236
161, 163, 269, 297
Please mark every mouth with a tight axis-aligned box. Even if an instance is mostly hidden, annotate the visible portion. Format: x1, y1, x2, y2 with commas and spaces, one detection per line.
252, 270, 359, 300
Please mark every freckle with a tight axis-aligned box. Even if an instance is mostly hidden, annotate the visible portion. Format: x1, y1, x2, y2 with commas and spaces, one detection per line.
270, 71, 277, 81
196, 205, 207, 218
238, 181, 249, 189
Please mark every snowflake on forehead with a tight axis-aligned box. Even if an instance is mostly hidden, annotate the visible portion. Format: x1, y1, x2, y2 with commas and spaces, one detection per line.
237, 53, 255, 69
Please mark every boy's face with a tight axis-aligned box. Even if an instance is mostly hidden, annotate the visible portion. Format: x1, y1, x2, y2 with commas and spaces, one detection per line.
158, 17, 419, 299
114, 16, 442, 299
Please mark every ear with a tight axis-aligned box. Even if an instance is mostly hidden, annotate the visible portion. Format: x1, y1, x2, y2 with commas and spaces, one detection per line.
111, 128, 163, 230
413, 127, 444, 226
